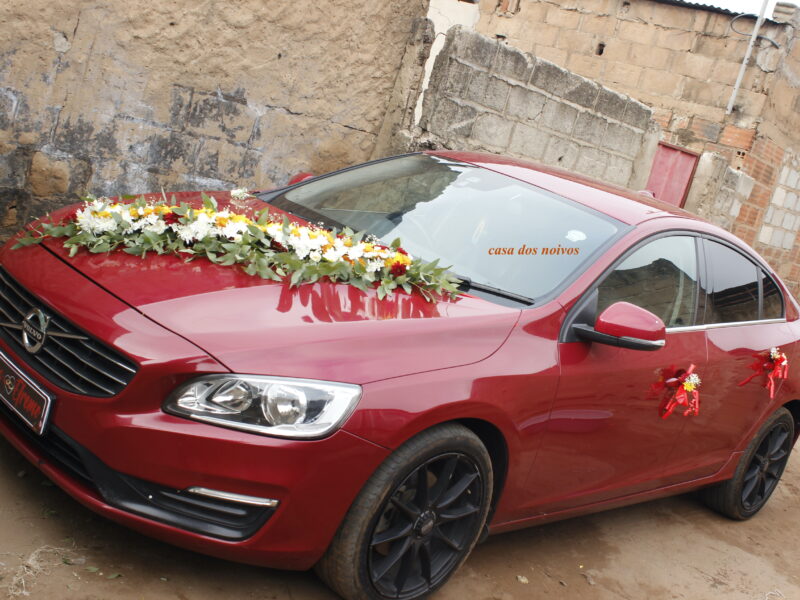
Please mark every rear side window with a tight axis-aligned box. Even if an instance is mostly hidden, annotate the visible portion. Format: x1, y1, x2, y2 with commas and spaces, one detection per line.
597, 235, 698, 327
703, 241, 760, 323
762, 271, 784, 319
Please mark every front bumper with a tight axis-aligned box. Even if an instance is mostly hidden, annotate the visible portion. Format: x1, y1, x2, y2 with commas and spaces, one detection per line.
0, 392, 389, 569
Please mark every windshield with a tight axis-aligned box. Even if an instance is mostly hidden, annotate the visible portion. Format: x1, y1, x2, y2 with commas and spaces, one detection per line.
261, 154, 622, 301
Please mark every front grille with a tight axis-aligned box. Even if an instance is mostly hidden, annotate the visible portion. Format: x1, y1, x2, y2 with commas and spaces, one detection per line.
0, 401, 273, 541
0, 269, 137, 397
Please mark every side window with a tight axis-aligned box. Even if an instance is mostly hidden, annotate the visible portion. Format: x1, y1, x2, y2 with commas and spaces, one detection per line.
762, 270, 784, 319
703, 240, 759, 323
597, 236, 698, 327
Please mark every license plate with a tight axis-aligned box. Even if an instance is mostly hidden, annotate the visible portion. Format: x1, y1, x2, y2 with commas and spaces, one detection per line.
0, 349, 53, 435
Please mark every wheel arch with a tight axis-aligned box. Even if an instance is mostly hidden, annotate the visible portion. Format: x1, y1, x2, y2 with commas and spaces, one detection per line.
450, 418, 509, 517
782, 399, 800, 443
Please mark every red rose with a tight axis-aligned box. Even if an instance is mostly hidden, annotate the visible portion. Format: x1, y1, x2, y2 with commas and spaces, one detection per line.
397, 247, 408, 255
163, 212, 181, 225
272, 241, 287, 252
390, 262, 408, 278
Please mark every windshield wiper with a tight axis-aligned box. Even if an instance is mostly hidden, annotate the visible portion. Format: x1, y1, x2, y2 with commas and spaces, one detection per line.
456, 276, 535, 306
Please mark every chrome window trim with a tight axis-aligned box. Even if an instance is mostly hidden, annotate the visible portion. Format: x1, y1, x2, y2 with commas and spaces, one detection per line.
667, 318, 786, 333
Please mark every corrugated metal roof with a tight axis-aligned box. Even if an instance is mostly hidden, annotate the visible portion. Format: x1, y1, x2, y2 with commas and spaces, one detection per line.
651, 0, 784, 23
651, 0, 749, 17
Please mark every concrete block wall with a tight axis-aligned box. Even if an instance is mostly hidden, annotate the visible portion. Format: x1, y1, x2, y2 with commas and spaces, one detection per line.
417, 26, 658, 188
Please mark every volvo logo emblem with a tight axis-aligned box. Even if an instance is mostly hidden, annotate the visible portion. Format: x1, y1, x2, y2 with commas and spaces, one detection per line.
21, 309, 50, 354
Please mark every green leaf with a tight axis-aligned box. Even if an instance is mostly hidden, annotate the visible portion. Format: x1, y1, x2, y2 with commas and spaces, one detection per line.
106, 573, 122, 580
201, 192, 218, 211
85, 567, 99, 573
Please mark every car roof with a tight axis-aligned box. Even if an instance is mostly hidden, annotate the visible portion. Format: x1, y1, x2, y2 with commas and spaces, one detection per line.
428, 150, 705, 227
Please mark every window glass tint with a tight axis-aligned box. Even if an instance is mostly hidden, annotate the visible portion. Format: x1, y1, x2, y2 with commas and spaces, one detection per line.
703, 241, 759, 323
762, 270, 784, 319
597, 236, 698, 327
266, 154, 622, 300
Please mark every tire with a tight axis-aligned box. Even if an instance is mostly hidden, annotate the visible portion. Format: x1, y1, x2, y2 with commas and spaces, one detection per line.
701, 407, 794, 520
316, 424, 493, 600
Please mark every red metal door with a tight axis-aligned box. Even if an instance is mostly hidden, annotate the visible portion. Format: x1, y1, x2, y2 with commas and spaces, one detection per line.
646, 143, 699, 207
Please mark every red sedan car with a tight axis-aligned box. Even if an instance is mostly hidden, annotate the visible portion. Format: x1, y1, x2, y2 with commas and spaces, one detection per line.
0, 151, 797, 600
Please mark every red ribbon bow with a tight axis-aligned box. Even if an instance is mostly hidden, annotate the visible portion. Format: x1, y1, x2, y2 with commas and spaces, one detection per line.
660, 364, 700, 419
738, 348, 789, 399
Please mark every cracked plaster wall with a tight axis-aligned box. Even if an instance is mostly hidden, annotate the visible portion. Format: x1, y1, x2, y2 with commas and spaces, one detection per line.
0, 0, 428, 238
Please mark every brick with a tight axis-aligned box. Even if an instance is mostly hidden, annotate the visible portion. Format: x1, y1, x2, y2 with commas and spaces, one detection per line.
651, 108, 672, 130
710, 60, 744, 86
618, 21, 658, 45
541, 99, 579, 134
492, 44, 535, 83
580, 14, 615, 36
545, 6, 581, 29
690, 117, 721, 143
506, 86, 547, 121
563, 76, 600, 108
484, 76, 512, 111
451, 29, 500, 68
543, 136, 580, 169
693, 34, 748, 60
628, 43, 674, 70
681, 79, 729, 108
595, 88, 628, 122
640, 68, 684, 98
525, 22, 560, 48
471, 112, 514, 148
575, 147, 609, 179
573, 112, 608, 145
530, 60, 572, 96
508, 124, 550, 159
556, 29, 596, 54
719, 125, 755, 150
759, 225, 773, 244
651, 3, 696, 30
442, 59, 475, 97
604, 154, 634, 186
672, 52, 715, 79
600, 40, 631, 62
656, 29, 696, 52
604, 62, 643, 89
464, 71, 492, 105
621, 100, 651, 130
566, 54, 604, 81
603, 122, 641, 157
427, 98, 478, 138
533, 46, 568, 67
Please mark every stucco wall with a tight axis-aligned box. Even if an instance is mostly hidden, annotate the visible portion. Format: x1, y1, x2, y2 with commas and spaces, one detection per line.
0, 0, 428, 238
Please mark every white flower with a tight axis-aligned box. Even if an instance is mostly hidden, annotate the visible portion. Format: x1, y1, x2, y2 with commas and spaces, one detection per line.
309, 250, 322, 262
685, 373, 701, 387
230, 188, 252, 201
366, 259, 384, 273
347, 244, 365, 261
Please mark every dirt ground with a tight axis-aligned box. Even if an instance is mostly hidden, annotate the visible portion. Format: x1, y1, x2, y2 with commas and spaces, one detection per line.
0, 435, 797, 600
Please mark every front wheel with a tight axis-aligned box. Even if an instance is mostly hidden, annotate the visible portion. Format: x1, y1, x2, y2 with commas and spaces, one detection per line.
701, 406, 794, 520
316, 424, 493, 600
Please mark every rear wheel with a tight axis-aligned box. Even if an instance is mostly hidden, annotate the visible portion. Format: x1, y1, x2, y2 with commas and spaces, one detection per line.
316, 424, 492, 600
701, 407, 794, 520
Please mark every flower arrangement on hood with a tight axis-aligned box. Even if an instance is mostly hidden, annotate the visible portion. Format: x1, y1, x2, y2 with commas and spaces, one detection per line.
13, 193, 462, 302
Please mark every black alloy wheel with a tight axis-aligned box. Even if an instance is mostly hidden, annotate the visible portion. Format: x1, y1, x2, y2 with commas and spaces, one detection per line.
316, 424, 493, 600
701, 406, 794, 520
740, 420, 792, 511
368, 452, 484, 598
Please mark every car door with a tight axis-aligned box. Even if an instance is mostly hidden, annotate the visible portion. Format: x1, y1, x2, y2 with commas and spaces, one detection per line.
526, 234, 708, 513
663, 237, 797, 480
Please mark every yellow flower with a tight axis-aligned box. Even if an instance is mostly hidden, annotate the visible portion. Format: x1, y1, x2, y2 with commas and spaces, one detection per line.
92, 210, 111, 218
216, 216, 229, 227
683, 382, 696, 392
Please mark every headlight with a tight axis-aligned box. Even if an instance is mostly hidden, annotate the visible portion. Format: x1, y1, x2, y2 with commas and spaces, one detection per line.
163, 375, 362, 439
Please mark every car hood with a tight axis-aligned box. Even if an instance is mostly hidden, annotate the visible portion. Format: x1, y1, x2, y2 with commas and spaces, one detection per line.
34, 195, 521, 384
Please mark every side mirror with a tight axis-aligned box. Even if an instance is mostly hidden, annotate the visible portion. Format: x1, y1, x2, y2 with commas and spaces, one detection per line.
572, 301, 666, 351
